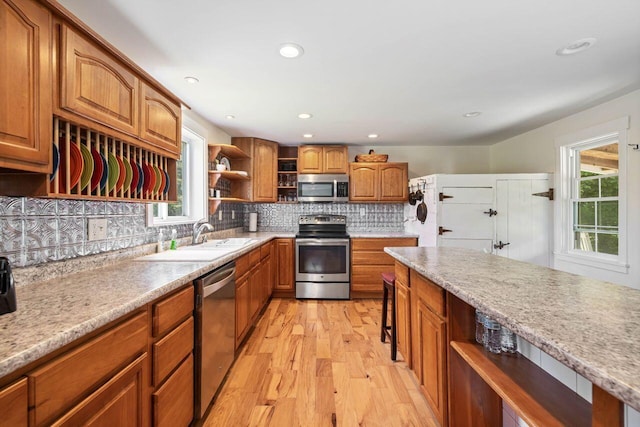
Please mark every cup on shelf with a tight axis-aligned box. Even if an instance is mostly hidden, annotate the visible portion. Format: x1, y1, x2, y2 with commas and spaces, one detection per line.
500, 326, 517, 354
483, 317, 502, 354
475, 311, 488, 345
216, 163, 226, 171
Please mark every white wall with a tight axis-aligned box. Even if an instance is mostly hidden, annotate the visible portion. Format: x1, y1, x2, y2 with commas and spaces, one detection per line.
349, 145, 491, 178
182, 109, 231, 146
489, 89, 640, 289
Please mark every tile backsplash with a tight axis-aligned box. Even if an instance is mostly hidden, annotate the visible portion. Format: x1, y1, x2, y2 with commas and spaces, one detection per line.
1, 196, 403, 269
243, 203, 404, 232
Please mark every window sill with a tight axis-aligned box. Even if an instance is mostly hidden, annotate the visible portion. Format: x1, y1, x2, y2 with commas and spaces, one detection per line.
554, 252, 629, 274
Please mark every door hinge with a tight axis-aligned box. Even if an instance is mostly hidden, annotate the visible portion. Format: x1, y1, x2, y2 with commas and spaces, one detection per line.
532, 188, 554, 200
439, 192, 453, 202
483, 209, 498, 217
494, 241, 510, 250
438, 226, 452, 235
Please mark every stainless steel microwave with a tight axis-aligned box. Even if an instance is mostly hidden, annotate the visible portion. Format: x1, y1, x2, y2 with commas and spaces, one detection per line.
297, 174, 349, 202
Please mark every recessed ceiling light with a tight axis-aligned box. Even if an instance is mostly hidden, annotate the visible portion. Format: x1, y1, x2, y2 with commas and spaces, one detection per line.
303, 133, 313, 138
279, 43, 304, 59
184, 76, 199, 84
463, 112, 482, 118
368, 134, 379, 139
556, 38, 597, 56
298, 113, 312, 119
225, 115, 235, 119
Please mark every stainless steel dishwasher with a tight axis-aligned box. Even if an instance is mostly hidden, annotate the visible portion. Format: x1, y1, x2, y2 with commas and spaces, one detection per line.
194, 261, 236, 420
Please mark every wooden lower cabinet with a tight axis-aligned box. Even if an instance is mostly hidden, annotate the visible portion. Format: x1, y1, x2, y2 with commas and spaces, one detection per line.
274, 238, 294, 295
235, 271, 250, 348
0, 377, 28, 426
395, 276, 411, 365
351, 238, 417, 297
52, 354, 147, 427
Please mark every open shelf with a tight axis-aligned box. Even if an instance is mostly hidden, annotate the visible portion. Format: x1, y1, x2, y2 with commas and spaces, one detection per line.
208, 197, 249, 202
208, 144, 250, 159
208, 170, 250, 181
450, 341, 591, 427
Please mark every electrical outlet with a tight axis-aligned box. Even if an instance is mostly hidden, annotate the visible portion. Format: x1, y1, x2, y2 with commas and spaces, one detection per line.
360, 208, 366, 217
218, 210, 223, 221
88, 218, 107, 241
232, 210, 235, 220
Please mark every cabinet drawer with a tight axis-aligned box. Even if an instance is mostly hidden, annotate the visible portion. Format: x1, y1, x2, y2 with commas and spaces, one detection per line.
51, 354, 147, 427
249, 248, 261, 266
29, 311, 147, 426
351, 265, 392, 292
236, 252, 251, 278
351, 238, 417, 251
260, 243, 270, 259
153, 286, 194, 337
411, 270, 445, 317
395, 261, 409, 286
153, 353, 194, 427
0, 377, 27, 427
351, 251, 394, 266
153, 316, 194, 387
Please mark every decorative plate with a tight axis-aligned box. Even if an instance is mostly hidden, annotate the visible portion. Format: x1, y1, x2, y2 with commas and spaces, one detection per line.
79, 144, 93, 191
107, 152, 119, 192
157, 166, 166, 195
50, 143, 59, 182
115, 156, 126, 193
136, 162, 144, 193
153, 165, 162, 195
99, 152, 108, 191
90, 148, 103, 191
163, 170, 170, 195
129, 158, 139, 193
53, 142, 83, 193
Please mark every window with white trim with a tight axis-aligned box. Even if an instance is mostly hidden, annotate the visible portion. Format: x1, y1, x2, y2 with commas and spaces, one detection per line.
147, 127, 206, 225
556, 117, 628, 272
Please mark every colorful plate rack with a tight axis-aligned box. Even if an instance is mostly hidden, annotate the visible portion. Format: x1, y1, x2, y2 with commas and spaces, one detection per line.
49, 117, 176, 202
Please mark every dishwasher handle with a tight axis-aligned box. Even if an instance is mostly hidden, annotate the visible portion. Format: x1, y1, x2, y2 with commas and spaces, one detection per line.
200, 266, 235, 299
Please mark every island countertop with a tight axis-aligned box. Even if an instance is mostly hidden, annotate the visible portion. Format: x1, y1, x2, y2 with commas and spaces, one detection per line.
384, 246, 640, 412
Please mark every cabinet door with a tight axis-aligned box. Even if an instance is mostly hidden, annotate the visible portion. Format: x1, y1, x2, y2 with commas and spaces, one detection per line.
349, 163, 378, 201
379, 163, 408, 201
323, 146, 348, 173
0, 377, 27, 427
275, 239, 294, 290
298, 145, 323, 173
139, 83, 181, 156
396, 280, 411, 365
52, 354, 147, 427
253, 139, 277, 202
0, 0, 51, 173
261, 253, 272, 304
235, 273, 250, 346
416, 301, 447, 427
60, 24, 139, 136
249, 265, 261, 322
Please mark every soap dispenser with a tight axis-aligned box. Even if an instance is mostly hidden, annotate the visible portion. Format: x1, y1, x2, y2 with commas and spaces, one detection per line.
0, 257, 17, 315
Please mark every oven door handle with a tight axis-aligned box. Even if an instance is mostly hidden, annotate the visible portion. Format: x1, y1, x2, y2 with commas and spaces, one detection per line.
296, 238, 350, 245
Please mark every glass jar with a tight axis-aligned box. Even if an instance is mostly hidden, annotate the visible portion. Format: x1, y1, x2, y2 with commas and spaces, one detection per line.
475, 311, 487, 345
501, 326, 517, 354
483, 317, 502, 354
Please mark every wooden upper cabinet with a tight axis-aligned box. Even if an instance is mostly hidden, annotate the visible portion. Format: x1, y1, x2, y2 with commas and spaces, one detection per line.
298, 145, 323, 173
298, 145, 347, 173
323, 145, 348, 173
253, 138, 277, 202
349, 163, 379, 201
0, 0, 52, 173
59, 24, 139, 137
139, 83, 181, 155
379, 163, 408, 200
350, 162, 408, 202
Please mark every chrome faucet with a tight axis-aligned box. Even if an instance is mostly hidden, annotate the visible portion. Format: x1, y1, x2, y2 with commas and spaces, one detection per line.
192, 218, 214, 245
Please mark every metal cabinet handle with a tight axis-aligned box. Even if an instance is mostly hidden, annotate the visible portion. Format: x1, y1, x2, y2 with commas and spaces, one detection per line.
494, 241, 510, 250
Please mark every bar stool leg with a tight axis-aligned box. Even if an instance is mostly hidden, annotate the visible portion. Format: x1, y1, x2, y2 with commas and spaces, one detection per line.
381, 284, 388, 343
390, 285, 397, 361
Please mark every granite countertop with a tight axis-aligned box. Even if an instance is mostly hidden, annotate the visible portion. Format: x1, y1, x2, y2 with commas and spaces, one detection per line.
384, 246, 640, 412
0, 232, 290, 379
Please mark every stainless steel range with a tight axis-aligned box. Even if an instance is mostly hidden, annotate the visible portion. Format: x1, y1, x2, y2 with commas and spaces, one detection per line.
295, 214, 350, 299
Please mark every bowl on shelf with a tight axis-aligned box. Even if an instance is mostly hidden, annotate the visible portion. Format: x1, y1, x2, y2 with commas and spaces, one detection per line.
216, 163, 227, 171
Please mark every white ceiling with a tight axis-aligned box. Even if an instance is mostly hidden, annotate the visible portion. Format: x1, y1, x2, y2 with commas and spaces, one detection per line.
59, 0, 640, 146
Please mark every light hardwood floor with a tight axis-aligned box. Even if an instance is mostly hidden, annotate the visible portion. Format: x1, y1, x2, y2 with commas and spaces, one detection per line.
204, 298, 437, 426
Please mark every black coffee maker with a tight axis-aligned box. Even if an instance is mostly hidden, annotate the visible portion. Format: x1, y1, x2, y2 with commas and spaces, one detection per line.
0, 257, 17, 315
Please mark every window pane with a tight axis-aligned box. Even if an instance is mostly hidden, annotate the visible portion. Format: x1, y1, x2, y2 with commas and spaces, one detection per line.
600, 176, 618, 197
579, 178, 599, 198
574, 231, 595, 251
597, 233, 618, 255
574, 201, 595, 228
579, 142, 618, 174
597, 201, 618, 228
167, 142, 186, 216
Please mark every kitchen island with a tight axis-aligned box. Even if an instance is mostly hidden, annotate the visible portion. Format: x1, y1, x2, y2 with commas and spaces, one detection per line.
385, 246, 639, 426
